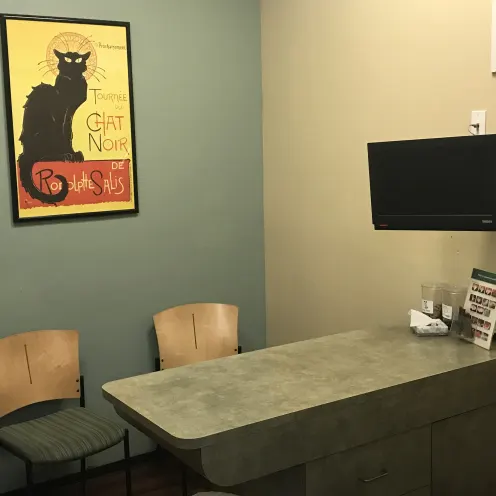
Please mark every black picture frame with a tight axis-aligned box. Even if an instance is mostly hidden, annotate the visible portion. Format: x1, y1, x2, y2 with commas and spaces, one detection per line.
0, 14, 139, 223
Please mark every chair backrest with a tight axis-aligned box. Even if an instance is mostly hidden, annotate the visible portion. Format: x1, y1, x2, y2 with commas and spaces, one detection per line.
153, 303, 239, 369
0, 330, 80, 417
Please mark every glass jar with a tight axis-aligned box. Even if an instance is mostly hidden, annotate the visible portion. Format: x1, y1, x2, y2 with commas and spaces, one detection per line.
442, 286, 467, 328
421, 282, 445, 319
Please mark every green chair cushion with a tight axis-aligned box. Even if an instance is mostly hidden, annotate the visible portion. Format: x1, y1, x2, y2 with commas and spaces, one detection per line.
0, 407, 125, 463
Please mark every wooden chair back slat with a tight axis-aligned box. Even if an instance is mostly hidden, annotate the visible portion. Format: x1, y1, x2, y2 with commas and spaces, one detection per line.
153, 304, 239, 369
0, 330, 80, 417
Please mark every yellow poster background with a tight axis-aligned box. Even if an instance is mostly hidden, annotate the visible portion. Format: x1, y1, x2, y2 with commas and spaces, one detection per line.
5, 18, 136, 218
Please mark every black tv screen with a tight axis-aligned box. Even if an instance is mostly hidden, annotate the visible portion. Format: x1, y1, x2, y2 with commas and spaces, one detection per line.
367, 134, 496, 231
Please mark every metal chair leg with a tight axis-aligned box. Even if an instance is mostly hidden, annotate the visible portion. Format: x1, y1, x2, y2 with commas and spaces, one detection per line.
124, 429, 132, 496
81, 458, 87, 495
25, 461, 34, 496
181, 463, 188, 496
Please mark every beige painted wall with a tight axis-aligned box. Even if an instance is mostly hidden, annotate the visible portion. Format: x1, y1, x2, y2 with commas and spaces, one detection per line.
262, 0, 496, 345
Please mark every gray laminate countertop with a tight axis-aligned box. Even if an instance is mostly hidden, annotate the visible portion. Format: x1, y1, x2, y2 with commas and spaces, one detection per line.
102, 327, 496, 449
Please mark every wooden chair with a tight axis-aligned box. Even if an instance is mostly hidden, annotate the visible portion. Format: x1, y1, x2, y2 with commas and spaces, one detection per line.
153, 303, 240, 496
0, 330, 131, 495
153, 303, 240, 371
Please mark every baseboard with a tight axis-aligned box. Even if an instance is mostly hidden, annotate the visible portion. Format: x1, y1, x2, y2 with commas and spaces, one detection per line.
1, 450, 157, 495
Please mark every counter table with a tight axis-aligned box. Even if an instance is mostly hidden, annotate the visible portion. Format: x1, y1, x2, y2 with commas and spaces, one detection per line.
103, 328, 496, 495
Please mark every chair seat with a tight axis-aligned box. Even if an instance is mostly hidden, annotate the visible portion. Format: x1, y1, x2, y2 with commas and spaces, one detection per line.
0, 407, 125, 463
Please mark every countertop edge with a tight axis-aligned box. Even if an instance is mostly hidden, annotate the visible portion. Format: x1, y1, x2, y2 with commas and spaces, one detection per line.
103, 359, 489, 450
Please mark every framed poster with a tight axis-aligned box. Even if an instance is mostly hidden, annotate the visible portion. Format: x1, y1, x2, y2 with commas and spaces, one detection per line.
0, 15, 139, 222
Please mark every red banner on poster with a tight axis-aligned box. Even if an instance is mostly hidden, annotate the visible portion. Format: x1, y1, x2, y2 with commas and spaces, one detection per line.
18, 160, 131, 210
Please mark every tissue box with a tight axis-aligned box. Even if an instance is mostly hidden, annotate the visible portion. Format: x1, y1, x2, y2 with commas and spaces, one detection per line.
410, 309, 449, 336
412, 321, 449, 337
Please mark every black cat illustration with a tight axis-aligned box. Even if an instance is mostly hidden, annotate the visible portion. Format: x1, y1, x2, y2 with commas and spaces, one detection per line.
18, 49, 91, 204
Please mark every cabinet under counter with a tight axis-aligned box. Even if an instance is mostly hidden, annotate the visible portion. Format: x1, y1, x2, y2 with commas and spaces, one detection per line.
306, 426, 431, 496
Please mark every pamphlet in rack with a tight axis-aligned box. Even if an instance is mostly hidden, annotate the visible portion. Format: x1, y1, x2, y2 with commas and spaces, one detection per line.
463, 268, 496, 350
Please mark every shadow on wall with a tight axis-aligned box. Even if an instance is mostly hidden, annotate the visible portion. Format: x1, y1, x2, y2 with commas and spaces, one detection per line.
480, 233, 496, 274
438, 232, 495, 288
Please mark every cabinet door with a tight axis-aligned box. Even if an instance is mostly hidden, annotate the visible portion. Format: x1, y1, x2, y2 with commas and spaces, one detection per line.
432, 403, 496, 495
405, 488, 430, 496
306, 427, 430, 496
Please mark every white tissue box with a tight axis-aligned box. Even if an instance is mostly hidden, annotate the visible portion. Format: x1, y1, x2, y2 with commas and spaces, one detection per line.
409, 309, 449, 336
412, 321, 449, 336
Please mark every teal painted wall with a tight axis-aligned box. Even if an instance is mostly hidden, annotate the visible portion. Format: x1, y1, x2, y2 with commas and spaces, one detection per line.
0, 0, 264, 491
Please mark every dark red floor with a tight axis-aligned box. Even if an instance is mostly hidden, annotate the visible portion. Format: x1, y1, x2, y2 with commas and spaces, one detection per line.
45, 454, 210, 496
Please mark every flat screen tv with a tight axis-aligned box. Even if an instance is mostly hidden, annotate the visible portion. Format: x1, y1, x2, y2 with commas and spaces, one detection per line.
367, 134, 496, 231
